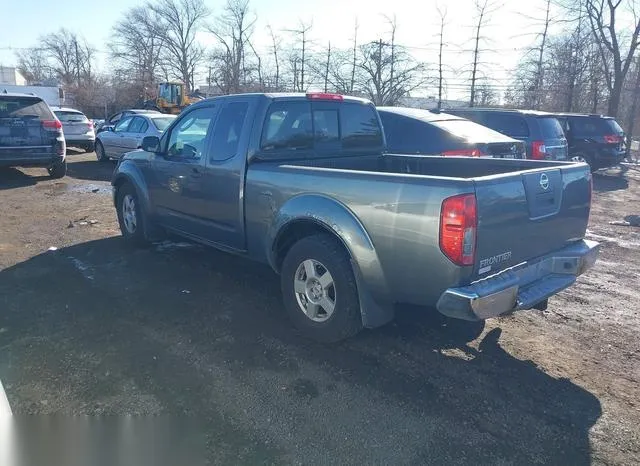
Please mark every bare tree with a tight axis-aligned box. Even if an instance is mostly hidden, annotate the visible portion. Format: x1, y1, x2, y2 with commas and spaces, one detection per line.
16, 48, 52, 84
586, 0, 640, 117
357, 20, 426, 106
267, 25, 281, 90
350, 19, 359, 94
110, 7, 165, 99
286, 21, 313, 91
436, 6, 447, 110
208, 0, 256, 94
469, 0, 489, 106
149, 0, 209, 92
40, 29, 93, 86
625, 57, 640, 158
532, 0, 553, 108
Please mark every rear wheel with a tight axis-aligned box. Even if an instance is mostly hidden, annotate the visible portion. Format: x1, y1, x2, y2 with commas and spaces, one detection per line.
281, 234, 363, 342
571, 153, 596, 171
47, 159, 67, 179
95, 141, 108, 162
116, 183, 148, 246
84, 143, 95, 153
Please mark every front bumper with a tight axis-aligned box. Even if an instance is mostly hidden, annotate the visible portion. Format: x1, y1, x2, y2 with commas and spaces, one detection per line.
437, 239, 600, 321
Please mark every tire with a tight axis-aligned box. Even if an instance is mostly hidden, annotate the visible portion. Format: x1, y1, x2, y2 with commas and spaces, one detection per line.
85, 143, 95, 153
47, 159, 67, 179
280, 234, 363, 342
95, 141, 109, 162
116, 183, 148, 246
571, 153, 596, 172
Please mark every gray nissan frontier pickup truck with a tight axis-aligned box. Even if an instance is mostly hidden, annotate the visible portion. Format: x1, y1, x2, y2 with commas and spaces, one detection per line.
111, 92, 599, 342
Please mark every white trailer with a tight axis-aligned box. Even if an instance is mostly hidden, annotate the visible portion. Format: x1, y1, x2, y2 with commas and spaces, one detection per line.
0, 84, 65, 107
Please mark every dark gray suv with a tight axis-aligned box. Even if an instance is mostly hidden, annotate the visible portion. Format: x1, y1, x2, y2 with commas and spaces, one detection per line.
0, 92, 66, 178
446, 108, 568, 161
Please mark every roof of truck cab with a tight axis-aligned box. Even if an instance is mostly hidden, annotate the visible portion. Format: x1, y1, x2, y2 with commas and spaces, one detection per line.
196, 92, 371, 105
377, 106, 463, 122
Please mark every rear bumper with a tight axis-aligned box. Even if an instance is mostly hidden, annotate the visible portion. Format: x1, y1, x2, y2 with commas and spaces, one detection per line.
0, 152, 64, 168
594, 149, 625, 166
437, 239, 599, 321
66, 135, 96, 145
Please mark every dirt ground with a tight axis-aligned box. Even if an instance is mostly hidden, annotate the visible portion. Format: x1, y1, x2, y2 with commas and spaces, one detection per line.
1, 151, 639, 465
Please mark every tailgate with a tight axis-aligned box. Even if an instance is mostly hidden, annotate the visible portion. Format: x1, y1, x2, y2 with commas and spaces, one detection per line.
472, 164, 591, 277
0, 117, 52, 148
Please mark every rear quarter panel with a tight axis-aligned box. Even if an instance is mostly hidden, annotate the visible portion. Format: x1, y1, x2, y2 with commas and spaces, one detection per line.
245, 163, 476, 306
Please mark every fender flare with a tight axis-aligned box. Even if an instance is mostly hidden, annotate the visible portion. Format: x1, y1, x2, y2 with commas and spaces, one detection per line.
268, 194, 394, 328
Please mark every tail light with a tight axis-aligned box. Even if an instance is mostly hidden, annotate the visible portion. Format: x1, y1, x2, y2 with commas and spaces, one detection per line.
440, 194, 477, 266
442, 148, 482, 157
532, 141, 546, 160
603, 134, 622, 144
42, 119, 63, 130
306, 92, 344, 101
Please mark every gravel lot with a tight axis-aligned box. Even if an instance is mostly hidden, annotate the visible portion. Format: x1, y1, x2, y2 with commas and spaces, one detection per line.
1, 151, 639, 464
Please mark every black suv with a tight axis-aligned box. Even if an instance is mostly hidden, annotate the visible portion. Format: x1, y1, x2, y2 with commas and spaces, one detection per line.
553, 113, 626, 171
0, 92, 66, 178
446, 108, 568, 161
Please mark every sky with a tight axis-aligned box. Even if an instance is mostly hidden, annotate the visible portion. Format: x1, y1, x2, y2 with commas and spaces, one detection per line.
0, 0, 569, 101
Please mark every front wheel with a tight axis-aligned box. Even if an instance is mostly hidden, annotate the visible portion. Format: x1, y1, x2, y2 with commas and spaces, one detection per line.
47, 159, 67, 179
280, 234, 363, 342
116, 183, 148, 246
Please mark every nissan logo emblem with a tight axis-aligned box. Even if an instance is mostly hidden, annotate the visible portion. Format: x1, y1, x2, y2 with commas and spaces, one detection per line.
540, 173, 550, 190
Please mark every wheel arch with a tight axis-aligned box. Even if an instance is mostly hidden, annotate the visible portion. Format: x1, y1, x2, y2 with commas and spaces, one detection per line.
268, 194, 394, 328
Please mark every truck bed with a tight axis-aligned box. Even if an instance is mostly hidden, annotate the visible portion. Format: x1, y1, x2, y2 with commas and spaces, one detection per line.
247, 154, 591, 307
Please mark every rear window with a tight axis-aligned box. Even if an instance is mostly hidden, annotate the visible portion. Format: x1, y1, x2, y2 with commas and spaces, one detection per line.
603, 118, 624, 134
0, 97, 53, 120
260, 100, 383, 154
340, 103, 383, 148
569, 117, 624, 136
151, 117, 175, 131
431, 119, 502, 140
538, 117, 564, 138
482, 113, 529, 138
54, 110, 89, 122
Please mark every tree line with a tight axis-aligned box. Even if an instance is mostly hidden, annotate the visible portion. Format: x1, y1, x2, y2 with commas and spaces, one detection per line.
14, 0, 640, 141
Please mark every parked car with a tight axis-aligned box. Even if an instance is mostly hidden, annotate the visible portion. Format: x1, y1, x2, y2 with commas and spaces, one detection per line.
112, 92, 598, 342
96, 109, 162, 133
378, 107, 526, 158
95, 113, 176, 161
446, 108, 568, 161
52, 107, 95, 153
0, 92, 66, 178
552, 113, 626, 171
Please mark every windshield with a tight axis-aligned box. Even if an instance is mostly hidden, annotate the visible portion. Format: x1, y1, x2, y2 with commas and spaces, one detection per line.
54, 111, 88, 123
538, 117, 564, 138
151, 117, 176, 131
431, 119, 505, 141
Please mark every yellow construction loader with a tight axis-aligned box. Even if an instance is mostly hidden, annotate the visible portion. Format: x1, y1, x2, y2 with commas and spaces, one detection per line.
143, 82, 204, 114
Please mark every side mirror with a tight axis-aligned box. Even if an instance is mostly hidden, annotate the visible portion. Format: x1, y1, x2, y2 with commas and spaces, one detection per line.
142, 136, 161, 153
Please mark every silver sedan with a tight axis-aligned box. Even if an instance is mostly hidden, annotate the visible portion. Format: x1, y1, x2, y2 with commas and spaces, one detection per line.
95, 113, 176, 161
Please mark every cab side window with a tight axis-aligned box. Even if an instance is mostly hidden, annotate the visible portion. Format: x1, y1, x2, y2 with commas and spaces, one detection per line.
210, 102, 249, 162
165, 107, 215, 160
